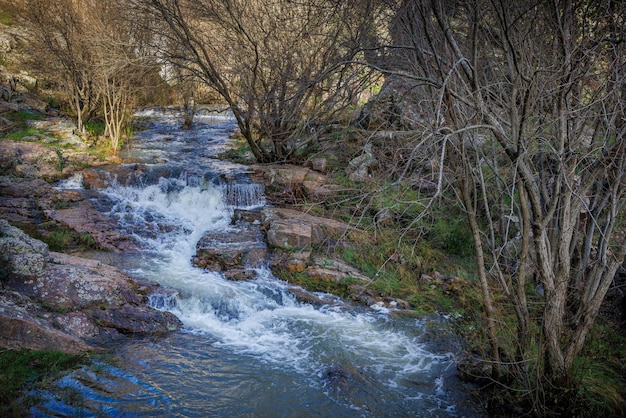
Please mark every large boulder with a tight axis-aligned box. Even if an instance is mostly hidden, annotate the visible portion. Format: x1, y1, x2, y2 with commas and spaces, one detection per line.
0, 223, 182, 353
0, 290, 97, 355
261, 207, 358, 251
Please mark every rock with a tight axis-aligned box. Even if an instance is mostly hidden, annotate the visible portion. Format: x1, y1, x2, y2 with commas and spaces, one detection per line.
193, 224, 267, 279
346, 143, 378, 182
305, 257, 371, 284
271, 250, 311, 273
262, 207, 359, 251
8, 254, 137, 312
287, 286, 337, 306
0, 139, 95, 182
27, 118, 87, 149
0, 175, 137, 252
302, 180, 338, 201
53, 311, 100, 340
374, 207, 394, 227
81, 168, 108, 189
89, 304, 182, 336
0, 290, 98, 355
0, 219, 49, 277
250, 163, 335, 203
320, 363, 369, 400
44, 199, 139, 252
0, 176, 53, 223
232, 208, 263, 224
0, 141, 58, 180
0, 226, 182, 353
81, 165, 149, 189
310, 157, 328, 173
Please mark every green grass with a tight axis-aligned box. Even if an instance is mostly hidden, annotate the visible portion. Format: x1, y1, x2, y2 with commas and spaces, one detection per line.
12, 222, 101, 253
0, 12, 15, 26
570, 319, 626, 416
276, 268, 362, 297
1, 127, 45, 142
2, 110, 45, 123
84, 120, 105, 137
0, 349, 85, 415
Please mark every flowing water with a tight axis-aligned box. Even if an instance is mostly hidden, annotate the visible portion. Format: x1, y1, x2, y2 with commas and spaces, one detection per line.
34, 109, 482, 417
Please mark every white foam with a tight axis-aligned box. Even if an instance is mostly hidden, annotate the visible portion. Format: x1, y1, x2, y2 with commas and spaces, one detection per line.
54, 172, 84, 190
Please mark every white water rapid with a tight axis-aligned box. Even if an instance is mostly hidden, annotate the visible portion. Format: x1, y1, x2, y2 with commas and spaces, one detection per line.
31, 110, 481, 417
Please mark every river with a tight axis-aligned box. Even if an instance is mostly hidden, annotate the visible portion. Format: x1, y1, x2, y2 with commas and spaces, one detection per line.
32, 109, 482, 417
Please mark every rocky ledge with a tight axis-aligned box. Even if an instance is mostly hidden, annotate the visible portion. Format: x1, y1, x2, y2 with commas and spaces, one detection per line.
193, 164, 413, 311
0, 220, 182, 354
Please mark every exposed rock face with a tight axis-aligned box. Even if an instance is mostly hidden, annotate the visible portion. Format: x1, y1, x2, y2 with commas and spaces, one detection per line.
0, 121, 111, 182
0, 221, 182, 354
0, 175, 137, 252
0, 290, 96, 355
0, 218, 49, 276
44, 199, 139, 252
0, 176, 61, 224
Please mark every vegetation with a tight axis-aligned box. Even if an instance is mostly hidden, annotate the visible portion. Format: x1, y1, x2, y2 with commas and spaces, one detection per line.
132, 0, 380, 162
11, 221, 100, 253
0, 349, 85, 416
0, 0, 624, 415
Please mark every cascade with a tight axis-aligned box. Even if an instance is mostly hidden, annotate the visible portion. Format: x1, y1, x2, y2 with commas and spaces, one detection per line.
31, 109, 481, 417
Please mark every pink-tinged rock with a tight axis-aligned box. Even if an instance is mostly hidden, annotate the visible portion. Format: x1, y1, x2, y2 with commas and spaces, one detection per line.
261, 207, 358, 250
44, 199, 138, 252
0, 290, 98, 354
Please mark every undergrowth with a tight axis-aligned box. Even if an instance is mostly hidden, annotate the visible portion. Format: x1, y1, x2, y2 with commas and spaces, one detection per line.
0, 349, 86, 416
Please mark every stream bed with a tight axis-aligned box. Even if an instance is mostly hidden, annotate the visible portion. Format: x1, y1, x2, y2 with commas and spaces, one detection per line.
31, 109, 482, 417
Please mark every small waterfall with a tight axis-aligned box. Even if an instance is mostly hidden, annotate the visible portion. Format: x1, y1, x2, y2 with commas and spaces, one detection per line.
220, 181, 265, 208
29, 112, 481, 417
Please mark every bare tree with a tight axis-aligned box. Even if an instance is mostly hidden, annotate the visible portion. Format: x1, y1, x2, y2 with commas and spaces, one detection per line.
88, 1, 152, 152
19, 0, 99, 134
376, 0, 626, 410
132, 0, 377, 162
20, 0, 155, 152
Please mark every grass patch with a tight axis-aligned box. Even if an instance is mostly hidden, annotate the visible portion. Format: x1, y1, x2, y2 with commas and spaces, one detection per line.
84, 120, 105, 138
1, 127, 45, 142
2, 111, 45, 123
275, 268, 361, 298
13, 222, 101, 253
0, 349, 86, 415
570, 318, 626, 416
